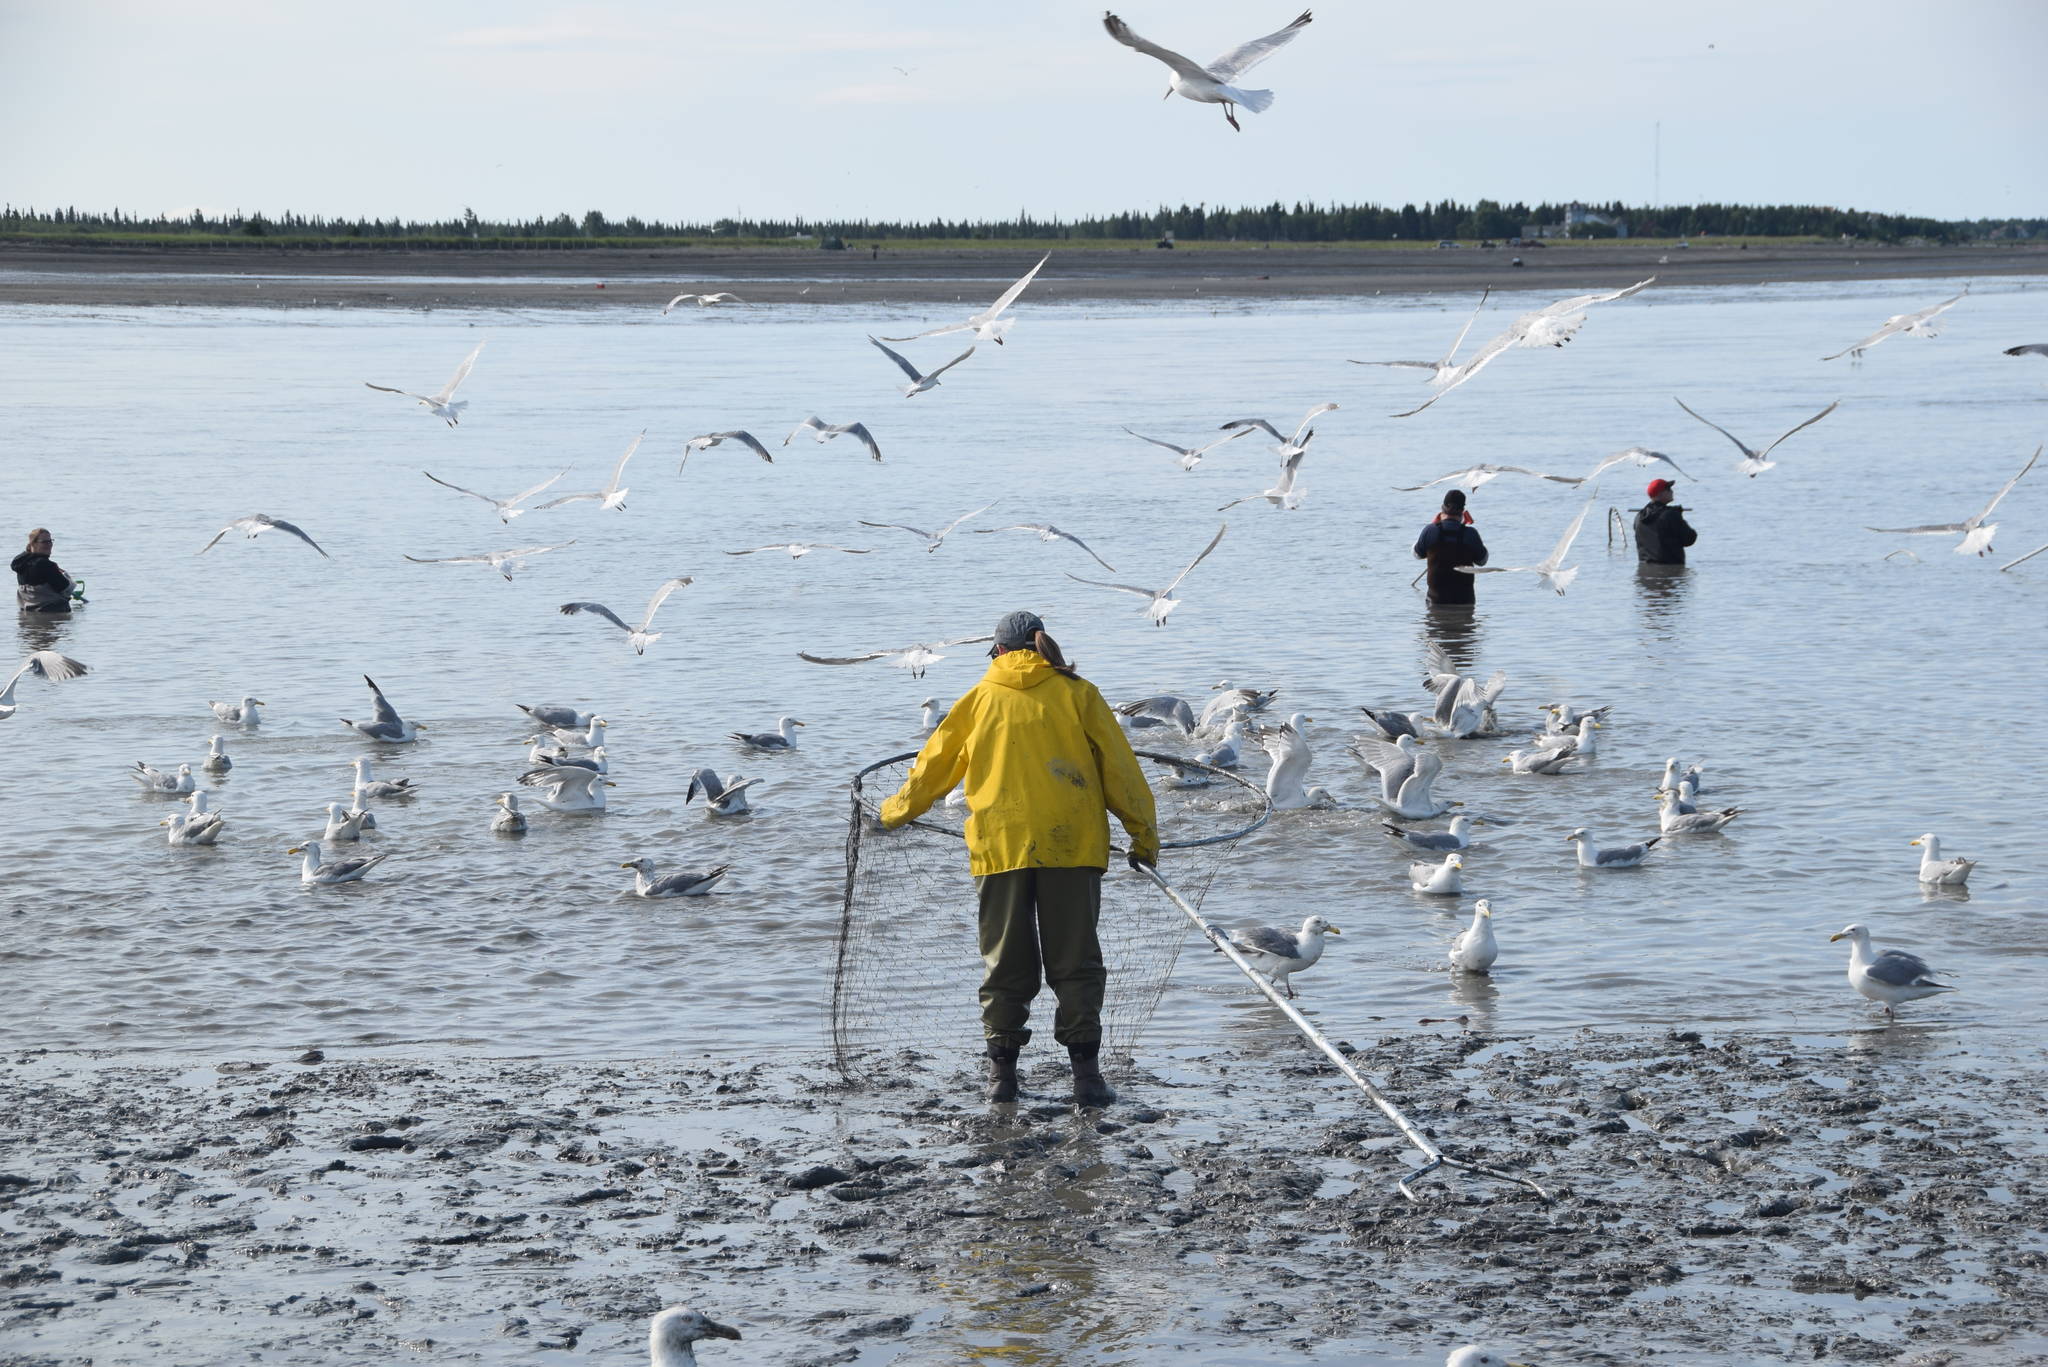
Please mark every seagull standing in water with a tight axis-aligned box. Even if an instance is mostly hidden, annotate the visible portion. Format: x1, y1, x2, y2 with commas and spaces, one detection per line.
0, 651, 88, 719
1101, 9, 1314, 132
1673, 397, 1839, 477
881, 252, 1050, 346
1448, 900, 1498, 973
1221, 915, 1339, 998
535, 432, 640, 512
1831, 924, 1955, 1021
867, 336, 975, 397
559, 577, 694, 655
1865, 445, 2039, 557
1822, 289, 1966, 361
1067, 523, 1228, 626
365, 341, 482, 425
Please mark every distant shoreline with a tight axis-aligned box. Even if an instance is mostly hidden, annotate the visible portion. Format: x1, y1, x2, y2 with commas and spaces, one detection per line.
3, 240, 2042, 310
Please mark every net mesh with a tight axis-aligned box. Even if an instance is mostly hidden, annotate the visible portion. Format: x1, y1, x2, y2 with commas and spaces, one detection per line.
832, 749, 1269, 1081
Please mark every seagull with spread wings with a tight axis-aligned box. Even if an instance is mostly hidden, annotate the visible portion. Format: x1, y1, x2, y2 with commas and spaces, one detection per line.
859, 499, 998, 553
1218, 436, 1311, 511
1460, 499, 1594, 595
970, 523, 1118, 572
1571, 447, 1695, 485
783, 417, 883, 462
681, 430, 774, 466
533, 432, 640, 513
403, 541, 576, 582
881, 253, 1049, 346
725, 543, 871, 558
1392, 279, 1656, 418
1122, 423, 1253, 471
1219, 402, 1336, 456
1674, 397, 1839, 477
0, 651, 87, 720
365, 341, 483, 425
198, 514, 330, 558
340, 675, 422, 743
662, 291, 741, 312
1349, 290, 1490, 380
867, 336, 976, 397
558, 576, 695, 654
1067, 523, 1228, 626
1392, 464, 1582, 493
1822, 289, 1966, 362
1865, 445, 2039, 557
799, 635, 995, 680
422, 468, 568, 522
1101, 9, 1313, 132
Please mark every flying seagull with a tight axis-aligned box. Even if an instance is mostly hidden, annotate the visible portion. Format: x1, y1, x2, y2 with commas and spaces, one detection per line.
783, 417, 883, 462
859, 499, 999, 553
340, 675, 422, 743
1571, 446, 1695, 484
1122, 424, 1253, 471
681, 430, 774, 466
1101, 9, 1314, 132
1349, 289, 1490, 380
534, 432, 641, 512
1067, 522, 1228, 626
799, 635, 994, 679
969, 523, 1118, 572
1673, 397, 1839, 477
1865, 444, 2039, 557
662, 292, 741, 312
558, 576, 695, 654
1822, 289, 1966, 362
881, 253, 1049, 346
1217, 437, 1310, 511
403, 541, 576, 581
725, 543, 871, 558
365, 341, 482, 425
0, 651, 88, 720
1393, 464, 1582, 493
198, 514, 330, 558
1392, 279, 1655, 417
2005, 343, 2048, 358
1219, 401, 1336, 455
1461, 499, 1594, 595
868, 336, 975, 397
422, 468, 568, 522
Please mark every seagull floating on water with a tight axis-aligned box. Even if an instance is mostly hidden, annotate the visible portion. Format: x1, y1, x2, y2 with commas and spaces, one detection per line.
162, 809, 226, 846
1911, 832, 1974, 885
1831, 924, 1954, 1021
1502, 747, 1581, 775
365, 341, 482, 425
1222, 915, 1338, 998
404, 541, 575, 581
1101, 8, 1314, 132
881, 253, 1049, 346
322, 802, 371, 842
1673, 397, 1839, 477
1565, 827, 1658, 868
919, 697, 950, 731
349, 756, 419, 798
535, 432, 640, 513
732, 716, 805, 750
1067, 523, 1228, 627
208, 695, 264, 726
800, 635, 992, 679
0, 651, 88, 719
203, 735, 232, 772
1822, 289, 1965, 362
621, 858, 731, 897
868, 336, 974, 397
288, 839, 389, 884
1384, 813, 1477, 851
1445, 1345, 1532, 1367
686, 768, 759, 816
1392, 279, 1655, 417
1410, 851, 1464, 894
341, 676, 422, 743
491, 792, 527, 834
517, 763, 608, 813
198, 514, 330, 558
560, 577, 695, 655
1448, 901, 1498, 972
516, 703, 593, 731
131, 761, 195, 794
783, 417, 883, 462
1258, 713, 1333, 809
1865, 445, 2038, 557
1195, 716, 1249, 768
1656, 791, 1739, 833
422, 467, 568, 522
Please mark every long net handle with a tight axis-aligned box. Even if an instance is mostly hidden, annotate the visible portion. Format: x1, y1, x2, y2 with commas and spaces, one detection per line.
1136, 864, 1550, 1204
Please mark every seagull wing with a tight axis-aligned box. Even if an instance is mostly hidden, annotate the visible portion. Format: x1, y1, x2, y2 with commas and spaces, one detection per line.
1439, 287, 1491, 366
1162, 522, 1228, 596
1540, 500, 1595, 571
878, 321, 974, 343
1050, 526, 1117, 572
432, 342, 484, 404
1101, 11, 1213, 84
720, 431, 774, 463
1964, 444, 2041, 528
1755, 401, 1840, 459
867, 335, 926, 382
558, 601, 633, 633
1203, 8, 1314, 80
924, 345, 977, 381
1671, 397, 1754, 458
1289, 402, 1339, 444
364, 382, 432, 403
1391, 322, 1521, 417
1123, 427, 1195, 458
507, 469, 571, 507
1864, 522, 1966, 536
784, 417, 826, 444
1536, 277, 1655, 317
840, 423, 883, 462
983, 253, 1050, 316
18, 651, 88, 685
264, 516, 331, 557
530, 490, 599, 510
403, 552, 492, 566
858, 520, 935, 540
1821, 324, 1893, 362
1228, 925, 1304, 960
362, 675, 402, 725
798, 649, 895, 666
934, 499, 999, 541
606, 432, 643, 489
422, 470, 498, 507
1065, 572, 1160, 601
1391, 469, 1477, 492
637, 576, 695, 630
1219, 418, 1287, 443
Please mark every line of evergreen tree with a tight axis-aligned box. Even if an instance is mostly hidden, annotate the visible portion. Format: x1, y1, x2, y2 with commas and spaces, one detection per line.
2, 200, 2038, 245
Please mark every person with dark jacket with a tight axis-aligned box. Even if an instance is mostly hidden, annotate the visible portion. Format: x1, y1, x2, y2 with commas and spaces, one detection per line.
1413, 490, 1489, 605
13, 528, 74, 613
1634, 480, 1698, 565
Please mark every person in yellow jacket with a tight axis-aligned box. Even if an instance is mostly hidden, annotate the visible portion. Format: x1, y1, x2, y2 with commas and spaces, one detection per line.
880, 610, 1159, 1107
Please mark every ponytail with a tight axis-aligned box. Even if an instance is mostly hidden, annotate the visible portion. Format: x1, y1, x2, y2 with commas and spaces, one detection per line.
1032, 630, 1079, 677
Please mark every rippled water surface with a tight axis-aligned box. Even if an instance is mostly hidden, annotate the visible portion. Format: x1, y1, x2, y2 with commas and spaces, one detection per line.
4, 276, 2044, 1068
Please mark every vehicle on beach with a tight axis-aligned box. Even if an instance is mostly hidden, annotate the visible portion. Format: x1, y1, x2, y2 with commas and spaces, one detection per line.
1435, 240, 1461, 249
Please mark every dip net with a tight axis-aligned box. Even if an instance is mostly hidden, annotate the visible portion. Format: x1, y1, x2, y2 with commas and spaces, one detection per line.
832, 749, 1270, 1081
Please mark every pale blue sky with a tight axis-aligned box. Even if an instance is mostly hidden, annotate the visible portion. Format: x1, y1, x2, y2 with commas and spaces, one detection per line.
4, 0, 2042, 224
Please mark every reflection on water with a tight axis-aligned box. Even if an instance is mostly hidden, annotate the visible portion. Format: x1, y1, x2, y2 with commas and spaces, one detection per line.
1633, 562, 1693, 633
15, 609, 76, 656
1418, 604, 1484, 674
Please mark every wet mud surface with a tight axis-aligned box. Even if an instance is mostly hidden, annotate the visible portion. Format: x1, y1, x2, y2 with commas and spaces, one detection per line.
4, 1028, 2045, 1365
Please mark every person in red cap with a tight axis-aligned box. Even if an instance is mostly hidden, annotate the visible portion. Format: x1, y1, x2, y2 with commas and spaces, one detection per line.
1412, 489, 1489, 605
1634, 479, 1697, 565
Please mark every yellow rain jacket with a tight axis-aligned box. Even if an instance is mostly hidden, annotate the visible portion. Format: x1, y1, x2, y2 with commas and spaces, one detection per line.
880, 651, 1160, 876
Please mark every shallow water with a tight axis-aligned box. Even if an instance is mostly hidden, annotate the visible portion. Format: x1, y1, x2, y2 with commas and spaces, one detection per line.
4, 275, 2044, 1070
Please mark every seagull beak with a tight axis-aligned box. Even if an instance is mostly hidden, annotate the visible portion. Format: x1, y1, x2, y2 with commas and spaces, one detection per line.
1909, 839, 1922, 846
795, 721, 808, 727
620, 862, 636, 869
704, 1321, 742, 1341
1829, 931, 1847, 942
1325, 926, 1342, 935
287, 846, 304, 854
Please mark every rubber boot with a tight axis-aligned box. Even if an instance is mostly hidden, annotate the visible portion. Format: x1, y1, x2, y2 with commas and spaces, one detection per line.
1068, 1042, 1115, 1109
984, 1045, 1020, 1103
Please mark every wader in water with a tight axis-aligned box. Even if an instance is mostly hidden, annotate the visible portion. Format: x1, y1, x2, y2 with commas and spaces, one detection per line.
1414, 520, 1489, 606
12, 552, 74, 613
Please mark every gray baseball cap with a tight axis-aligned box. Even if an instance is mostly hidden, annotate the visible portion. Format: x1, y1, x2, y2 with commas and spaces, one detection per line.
990, 609, 1045, 652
